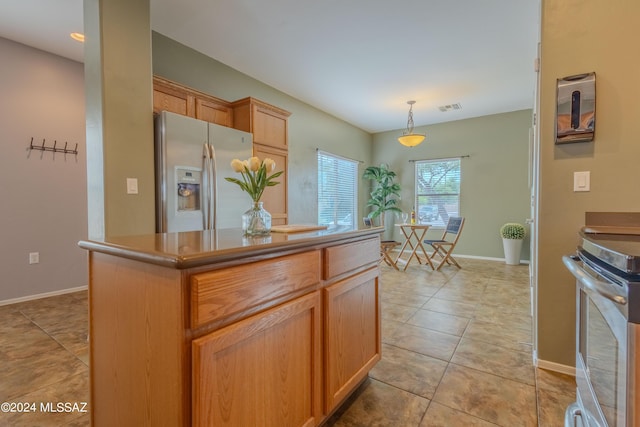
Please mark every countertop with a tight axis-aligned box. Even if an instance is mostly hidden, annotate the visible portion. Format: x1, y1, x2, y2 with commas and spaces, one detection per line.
78, 226, 384, 269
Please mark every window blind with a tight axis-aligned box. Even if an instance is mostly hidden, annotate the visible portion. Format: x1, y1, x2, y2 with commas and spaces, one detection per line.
317, 151, 358, 229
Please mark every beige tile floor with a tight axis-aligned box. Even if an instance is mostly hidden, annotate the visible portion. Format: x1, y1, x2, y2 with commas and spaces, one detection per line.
326, 258, 577, 427
0, 258, 575, 426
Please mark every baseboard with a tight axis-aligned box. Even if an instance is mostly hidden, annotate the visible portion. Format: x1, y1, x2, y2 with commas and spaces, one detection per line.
388, 249, 530, 265
535, 358, 576, 377
455, 253, 530, 264
0, 285, 88, 307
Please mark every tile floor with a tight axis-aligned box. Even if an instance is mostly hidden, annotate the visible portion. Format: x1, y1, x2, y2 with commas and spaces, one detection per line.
0, 258, 576, 426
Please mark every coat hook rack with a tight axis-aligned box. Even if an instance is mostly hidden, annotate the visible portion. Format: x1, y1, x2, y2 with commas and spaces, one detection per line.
29, 137, 78, 155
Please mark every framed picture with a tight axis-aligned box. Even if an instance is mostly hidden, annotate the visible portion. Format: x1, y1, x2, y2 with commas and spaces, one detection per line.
362, 217, 373, 227
555, 72, 596, 144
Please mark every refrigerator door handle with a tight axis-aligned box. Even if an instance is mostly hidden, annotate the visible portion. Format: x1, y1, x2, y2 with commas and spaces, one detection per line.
208, 143, 217, 230
202, 143, 211, 230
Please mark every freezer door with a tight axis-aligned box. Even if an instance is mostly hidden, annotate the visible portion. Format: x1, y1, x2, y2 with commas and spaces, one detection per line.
208, 123, 253, 229
156, 111, 209, 232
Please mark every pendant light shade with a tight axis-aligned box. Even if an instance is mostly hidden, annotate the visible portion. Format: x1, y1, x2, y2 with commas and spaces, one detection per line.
398, 100, 425, 147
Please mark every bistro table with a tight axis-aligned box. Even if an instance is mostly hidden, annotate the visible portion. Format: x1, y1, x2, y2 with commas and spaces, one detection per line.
394, 224, 435, 271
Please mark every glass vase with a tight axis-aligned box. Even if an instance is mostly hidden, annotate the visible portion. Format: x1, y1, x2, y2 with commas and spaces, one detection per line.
242, 201, 271, 236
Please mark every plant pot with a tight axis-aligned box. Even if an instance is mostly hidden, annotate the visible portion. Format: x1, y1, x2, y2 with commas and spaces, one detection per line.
502, 238, 523, 265
382, 211, 395, 240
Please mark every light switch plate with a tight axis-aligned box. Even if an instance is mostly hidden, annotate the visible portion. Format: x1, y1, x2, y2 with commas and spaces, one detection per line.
573, 171, 590, 192
126, 178, 139, 194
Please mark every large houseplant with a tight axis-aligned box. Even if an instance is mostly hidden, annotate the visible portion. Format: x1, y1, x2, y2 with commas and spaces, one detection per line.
363, 164, 401, 227
500, 222, 526, 265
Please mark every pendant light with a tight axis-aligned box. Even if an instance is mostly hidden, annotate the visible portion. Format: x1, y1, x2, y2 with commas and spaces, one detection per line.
397, 100, 425, 147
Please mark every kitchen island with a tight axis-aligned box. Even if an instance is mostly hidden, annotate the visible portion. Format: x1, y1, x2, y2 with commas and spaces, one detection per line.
79, 226, 383, 426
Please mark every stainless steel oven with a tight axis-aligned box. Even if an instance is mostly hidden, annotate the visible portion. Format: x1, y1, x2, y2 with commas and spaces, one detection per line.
563, 227, 640, 427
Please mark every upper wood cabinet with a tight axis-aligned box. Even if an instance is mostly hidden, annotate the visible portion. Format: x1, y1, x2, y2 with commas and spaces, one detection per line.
252, 143, 288, 225
152, 79, 291, 224
195, 97, 233, 127
153, 76, 195, 117
153, 76, 233, 127
232, 97, 291, 225
231, 97, 291, 150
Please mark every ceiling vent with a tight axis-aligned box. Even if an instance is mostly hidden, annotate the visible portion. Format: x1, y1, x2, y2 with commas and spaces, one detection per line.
438, 103, 462, 112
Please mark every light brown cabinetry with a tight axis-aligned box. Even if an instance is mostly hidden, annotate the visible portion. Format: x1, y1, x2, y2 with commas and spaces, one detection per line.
81, 230, 381, 427
232, 97, 291, 225
153, 81, 194, 117
324, 268, 380, 412
322, 238, 382, 412
233, 98, 289, 150
152, 78, 290, 224
195, 97, 233, 127
193, 291, 322, 427
153, 76, 233, 127
252, 143, 288, 224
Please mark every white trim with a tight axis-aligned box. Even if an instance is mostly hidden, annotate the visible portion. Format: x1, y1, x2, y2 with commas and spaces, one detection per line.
454, 254, 530, 264
387, 250, 531, 265
536, 358, 576, 377
0, 285, 88, 306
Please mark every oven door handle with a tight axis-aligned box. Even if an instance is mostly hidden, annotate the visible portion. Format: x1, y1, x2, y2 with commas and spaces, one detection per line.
563, 255, 628, 305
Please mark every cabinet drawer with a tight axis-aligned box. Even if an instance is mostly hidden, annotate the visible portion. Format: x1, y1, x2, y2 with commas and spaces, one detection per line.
323, 237, 380, 279
191, 250, 321, 328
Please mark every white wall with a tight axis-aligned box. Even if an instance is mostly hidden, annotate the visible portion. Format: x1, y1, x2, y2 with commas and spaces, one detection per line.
0, 38, 87, 302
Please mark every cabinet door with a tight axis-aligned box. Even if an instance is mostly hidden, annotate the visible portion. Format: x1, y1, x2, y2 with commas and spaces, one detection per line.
153, 79, 195, 117
253, 143, 287, 225
195, 97, 233, 127
192, 291, 322, 427
252, 103, 288, 150
324, 267, 381, 412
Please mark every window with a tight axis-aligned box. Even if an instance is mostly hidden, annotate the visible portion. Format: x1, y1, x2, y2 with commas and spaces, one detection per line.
317, 151, 358, 229
415, 158, 461, 227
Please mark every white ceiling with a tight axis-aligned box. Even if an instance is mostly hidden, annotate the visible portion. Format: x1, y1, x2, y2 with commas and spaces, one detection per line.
0, 0, 539, 133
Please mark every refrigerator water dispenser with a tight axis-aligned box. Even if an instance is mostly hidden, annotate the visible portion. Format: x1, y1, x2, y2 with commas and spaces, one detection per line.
176, 168, 201, 212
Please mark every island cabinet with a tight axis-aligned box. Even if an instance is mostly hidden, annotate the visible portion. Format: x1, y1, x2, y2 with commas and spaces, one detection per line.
322, 238, 382, 413
231, 97, 291, 225
79, 227, 382, 427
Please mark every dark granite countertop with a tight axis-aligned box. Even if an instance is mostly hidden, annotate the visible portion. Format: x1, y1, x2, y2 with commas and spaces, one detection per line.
79, 226, 383, 269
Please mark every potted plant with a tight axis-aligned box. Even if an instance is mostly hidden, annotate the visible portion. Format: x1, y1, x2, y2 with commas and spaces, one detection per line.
362, 164, 402, 230
500, 223, 526, 265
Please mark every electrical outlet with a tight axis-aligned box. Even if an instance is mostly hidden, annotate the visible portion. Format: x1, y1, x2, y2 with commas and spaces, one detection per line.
29, 252, 39, 264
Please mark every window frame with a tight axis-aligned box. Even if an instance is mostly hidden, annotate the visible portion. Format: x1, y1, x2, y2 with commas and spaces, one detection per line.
317, 150, 359, 230
414, 157, 461, 228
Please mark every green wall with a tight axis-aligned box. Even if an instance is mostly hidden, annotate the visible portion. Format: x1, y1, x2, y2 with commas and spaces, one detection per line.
151, 33, 532, 261
537, 0, 640, 367
151, 32, 373, 224
372, 110, 532, 260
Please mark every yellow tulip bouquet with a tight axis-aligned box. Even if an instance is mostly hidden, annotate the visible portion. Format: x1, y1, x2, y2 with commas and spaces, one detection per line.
225, 156, 283, 203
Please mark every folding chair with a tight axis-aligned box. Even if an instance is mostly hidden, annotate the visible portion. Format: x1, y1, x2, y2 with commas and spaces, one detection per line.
423, 217, 465, 271
363, 217, 400, 270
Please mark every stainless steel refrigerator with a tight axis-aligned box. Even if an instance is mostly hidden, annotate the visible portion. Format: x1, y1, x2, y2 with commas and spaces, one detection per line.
155, 111, 253, 232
